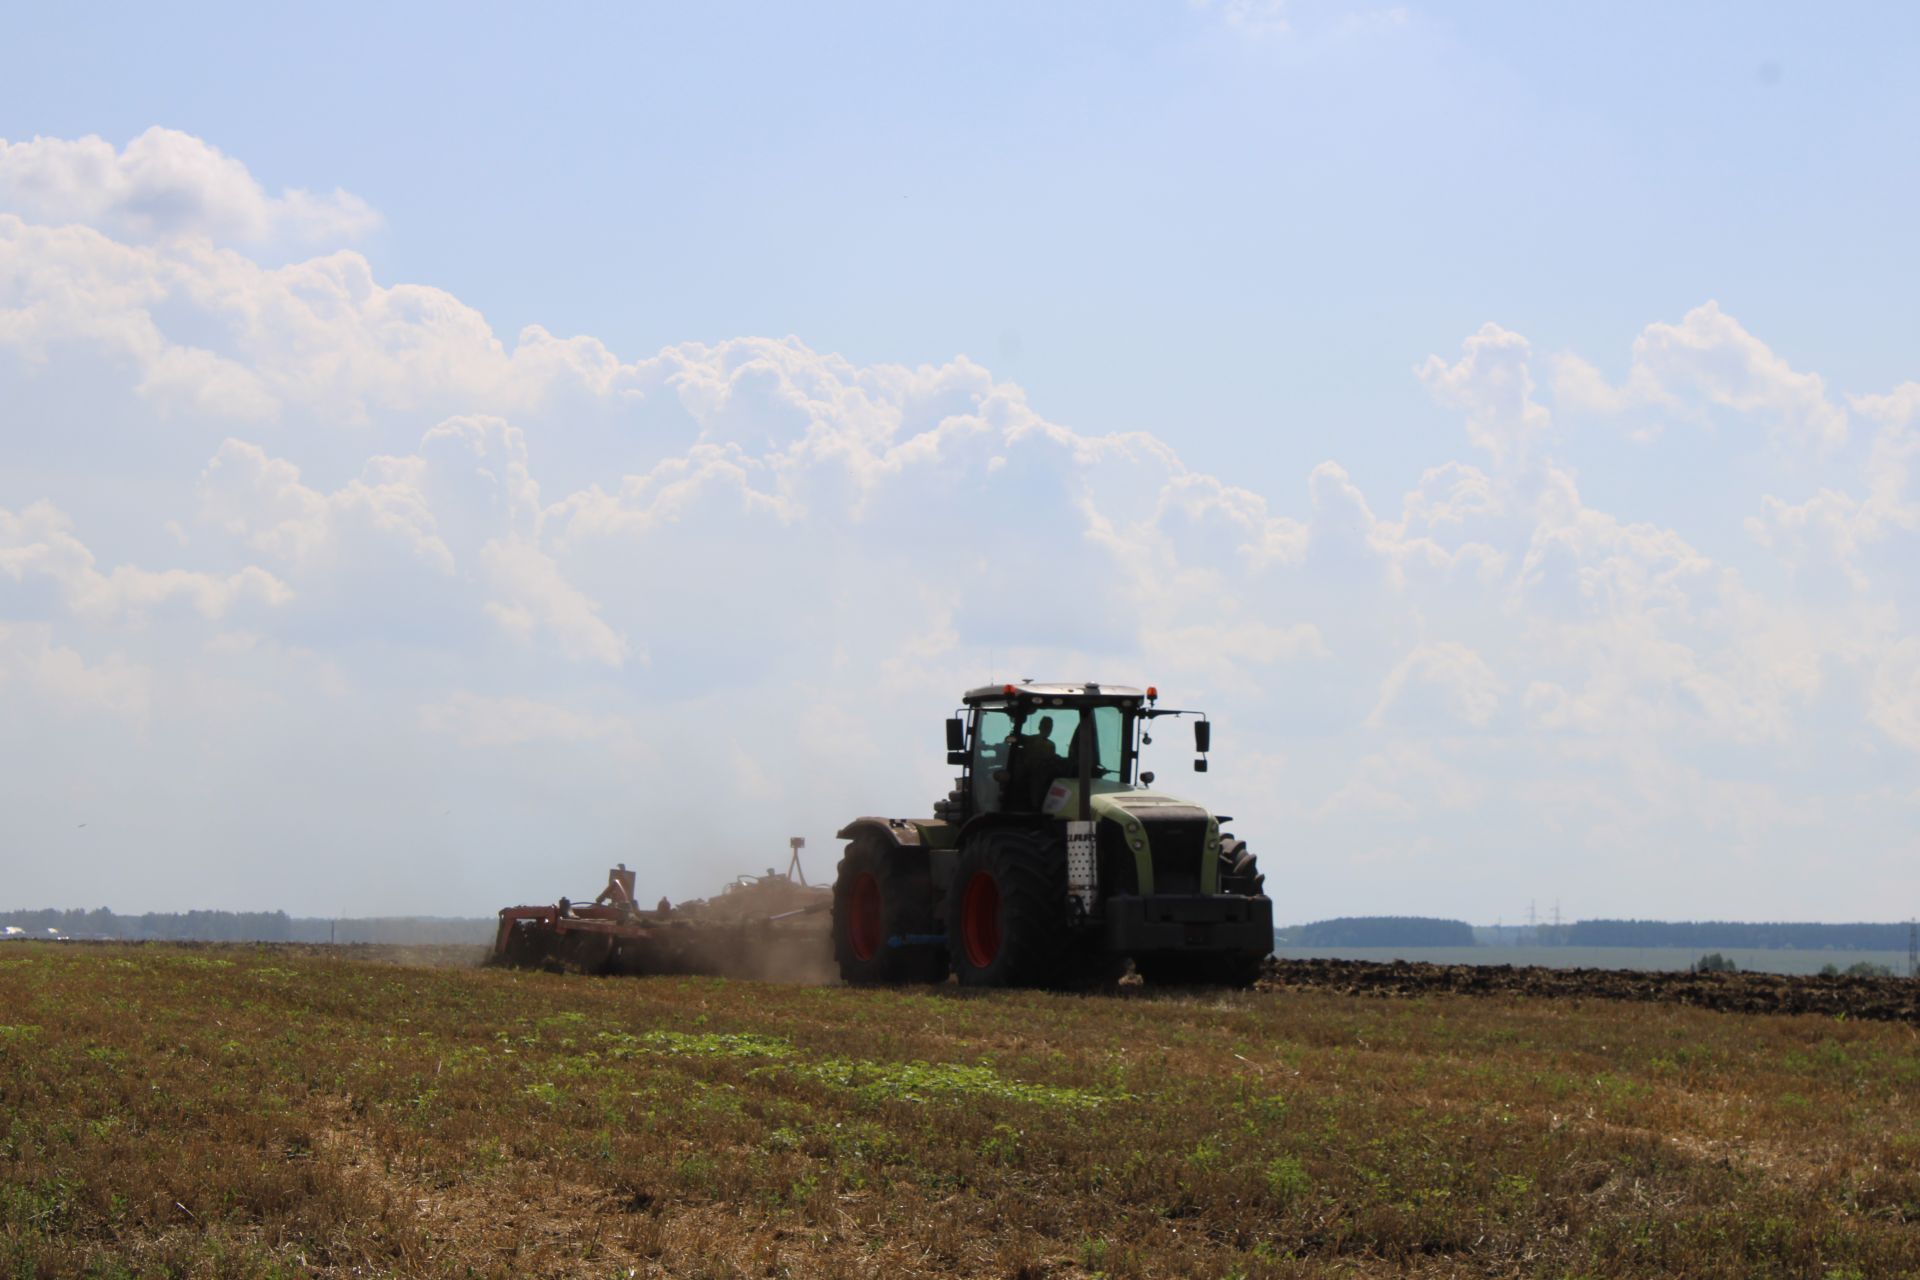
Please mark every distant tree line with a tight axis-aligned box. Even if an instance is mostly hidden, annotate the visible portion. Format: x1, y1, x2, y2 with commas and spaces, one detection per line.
1290, 917, 1477, 947
1565, 920, 1912, 951
0, 908, 492, 945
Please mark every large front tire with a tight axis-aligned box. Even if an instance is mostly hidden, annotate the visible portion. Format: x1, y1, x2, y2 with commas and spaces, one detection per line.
1218, 837, 1266, 897
833, 837, 948, 985
948, 828, 1068, 988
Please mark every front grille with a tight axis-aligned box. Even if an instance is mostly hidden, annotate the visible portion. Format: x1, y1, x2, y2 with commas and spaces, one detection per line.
1140, 817, 1206, 895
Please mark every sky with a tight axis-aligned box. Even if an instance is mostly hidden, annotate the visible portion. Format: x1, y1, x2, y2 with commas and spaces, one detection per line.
1, 1, 1916, 923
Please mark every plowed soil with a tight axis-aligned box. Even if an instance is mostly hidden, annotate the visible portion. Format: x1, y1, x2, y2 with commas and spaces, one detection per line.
1260, 955, 1920, 1023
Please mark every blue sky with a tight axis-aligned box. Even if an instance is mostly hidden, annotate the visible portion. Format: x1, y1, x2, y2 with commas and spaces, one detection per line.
2, 3, 1917, 920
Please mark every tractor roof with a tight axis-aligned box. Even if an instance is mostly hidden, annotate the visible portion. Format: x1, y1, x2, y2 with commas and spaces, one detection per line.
962, 681, 1150, 706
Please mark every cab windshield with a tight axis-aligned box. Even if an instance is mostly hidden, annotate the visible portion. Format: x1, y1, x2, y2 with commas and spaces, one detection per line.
971, 704, 1125, 813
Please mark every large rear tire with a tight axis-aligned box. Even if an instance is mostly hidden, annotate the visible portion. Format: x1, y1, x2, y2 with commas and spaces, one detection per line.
833, 836, 949, 985
948, 827, 1069, 988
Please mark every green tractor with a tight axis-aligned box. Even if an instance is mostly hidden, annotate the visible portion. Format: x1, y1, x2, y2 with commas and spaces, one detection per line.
832, 682, 1271, 988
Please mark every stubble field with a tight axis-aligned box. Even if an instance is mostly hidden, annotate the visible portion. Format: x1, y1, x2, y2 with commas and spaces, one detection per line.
3, 942, 1918, 1279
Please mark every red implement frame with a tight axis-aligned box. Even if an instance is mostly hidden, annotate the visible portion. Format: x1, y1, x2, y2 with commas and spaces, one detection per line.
492, 862, 830, 977
492, 865, 667, 963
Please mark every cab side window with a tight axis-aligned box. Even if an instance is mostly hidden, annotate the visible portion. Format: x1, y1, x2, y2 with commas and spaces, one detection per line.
970, 710, 1015, 813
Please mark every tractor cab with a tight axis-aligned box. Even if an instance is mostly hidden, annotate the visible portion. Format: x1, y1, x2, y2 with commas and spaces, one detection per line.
937, 682, 1208, 823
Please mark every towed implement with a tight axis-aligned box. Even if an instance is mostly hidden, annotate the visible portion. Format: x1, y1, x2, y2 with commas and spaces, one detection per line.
834, 681, 1273, 988
494, 853, 830, 979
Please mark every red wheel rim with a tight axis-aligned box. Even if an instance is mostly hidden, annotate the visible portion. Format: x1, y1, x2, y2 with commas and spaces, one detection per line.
848, 872, 883, 961
961, 871, 1001, 969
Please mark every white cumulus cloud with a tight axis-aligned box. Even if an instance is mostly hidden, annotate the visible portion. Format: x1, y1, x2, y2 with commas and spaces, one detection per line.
1554, 301, 1848, 449
1, 126, 1916, 922
1367, 642, 1506, 728
0, 128, 379, 246
1417, 323, 1550, 468
0, 501, 291, 622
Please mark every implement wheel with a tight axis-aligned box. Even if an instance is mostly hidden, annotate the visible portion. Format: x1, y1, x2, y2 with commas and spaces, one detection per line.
496, 921, 556, 970
948, 827, 1068, 988
832, 836, 948, 985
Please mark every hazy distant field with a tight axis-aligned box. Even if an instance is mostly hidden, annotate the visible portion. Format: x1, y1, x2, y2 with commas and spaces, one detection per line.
1278, 945, 1917, 977
6, 943, 1920, 1277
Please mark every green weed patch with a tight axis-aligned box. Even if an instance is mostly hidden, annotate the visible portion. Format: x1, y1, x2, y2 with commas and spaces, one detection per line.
596, 1027, 1115, 1106
775, 1055, 1118, 1108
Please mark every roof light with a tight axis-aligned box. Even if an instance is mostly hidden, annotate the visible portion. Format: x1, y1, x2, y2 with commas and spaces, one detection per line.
1146, 686, 1158, 701
1003, 683, 1018, 695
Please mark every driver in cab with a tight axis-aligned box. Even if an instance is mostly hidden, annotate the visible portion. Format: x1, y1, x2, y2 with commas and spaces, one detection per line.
1007, 715, 1065, 811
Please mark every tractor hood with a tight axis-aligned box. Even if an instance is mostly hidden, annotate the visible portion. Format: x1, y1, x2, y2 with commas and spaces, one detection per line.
1043, 779, 1211, 824
1093, 790, 1211, 825
1043, 780, 1222, 896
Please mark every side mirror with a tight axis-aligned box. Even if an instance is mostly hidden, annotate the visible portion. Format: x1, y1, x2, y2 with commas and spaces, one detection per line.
1194, 758, 1209, 773
1140, 770, 1155, 786
1194, 720, 1211, 753
946, 718, 965, 752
